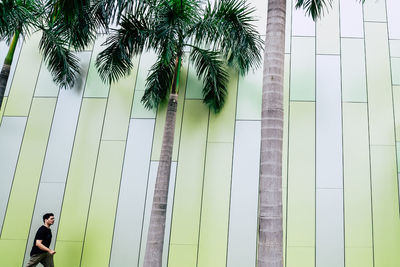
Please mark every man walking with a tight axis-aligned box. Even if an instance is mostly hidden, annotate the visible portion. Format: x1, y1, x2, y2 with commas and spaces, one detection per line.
26, 213, 56, 267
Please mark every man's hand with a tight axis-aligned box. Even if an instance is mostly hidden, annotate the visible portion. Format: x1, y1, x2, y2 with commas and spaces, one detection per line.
49, 250, 56, 255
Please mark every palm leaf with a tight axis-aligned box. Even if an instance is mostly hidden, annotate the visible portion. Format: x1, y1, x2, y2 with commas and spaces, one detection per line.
190, 46, 228, 112
191, 0, 262, 74
0, 0, 40, 41
141, 56, 175, 110
39, 26, 80, 88
96, 14, 151, 83
295, 0, 332, 20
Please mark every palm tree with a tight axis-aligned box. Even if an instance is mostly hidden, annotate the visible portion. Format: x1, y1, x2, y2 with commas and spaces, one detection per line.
258, 0, 365, 266
0, 0, 39, 110
37, 0, 114, 89
95, 0, 262, 265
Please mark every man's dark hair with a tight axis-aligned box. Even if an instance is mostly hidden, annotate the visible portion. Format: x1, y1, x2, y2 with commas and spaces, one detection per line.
43, 213, 54, 223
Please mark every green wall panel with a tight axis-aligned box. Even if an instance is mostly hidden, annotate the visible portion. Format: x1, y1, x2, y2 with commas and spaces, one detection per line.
151, 58, 189, 161
168, 244, 197, 267
102, 58, 138, 140
393, 86, 400, 141
131, 51, 157, 118
185, 62, 204, 99
55, 241, 83, 267
4, 33, 42, 116
207, 70, 237, 143
345, 247, 373, 267
363, 0, 387, 22
0, 240, 26, 267
168, 100, 209, 266
365, 23, 395, 146
316, 0, 339, 55
391, 58, 400, 85
84, 35, 110, 98
286, 102, 315, 264
290, 37, 315, 101
236, 67, 262, 121
390, 40, 400, 57
56, 99, 106, 243
80, 141, 125, 267
341, 38, 367, 102
343, 103, 373, 263
34, 61, 59, 97
286, 247, 314, 267
1, 98, 56, 240
370, 146, 400, 266
197, 143, 233, 267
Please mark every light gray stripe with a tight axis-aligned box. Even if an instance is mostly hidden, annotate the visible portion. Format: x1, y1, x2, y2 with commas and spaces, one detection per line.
316, 189, 344, 267
40, 52, 91, 183
138, 161, 177, 267
339, 0, 364, 38
316, 55, 343, 189
23, 182, 64, 266
0, 116, 27, 236
227, 120, 260, 267
316, 55, 344, 267
109, 119, 155, 267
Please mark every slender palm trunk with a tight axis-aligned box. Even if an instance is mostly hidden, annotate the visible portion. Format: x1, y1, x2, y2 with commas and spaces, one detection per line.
258, 0, 286, 266
0, 31, 20, 110
143, 57, 181, 267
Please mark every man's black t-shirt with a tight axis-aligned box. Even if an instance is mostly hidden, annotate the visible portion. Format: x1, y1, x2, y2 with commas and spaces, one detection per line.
30, 225, 52, 256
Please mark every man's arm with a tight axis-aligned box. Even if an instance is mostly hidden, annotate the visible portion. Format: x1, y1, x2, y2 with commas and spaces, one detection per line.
35, 240, 56, 255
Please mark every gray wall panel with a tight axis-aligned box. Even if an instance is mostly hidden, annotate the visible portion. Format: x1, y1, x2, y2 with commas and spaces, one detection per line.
387, 0, 400, 39
23, 183, 65, 266
138, 161, 177, 267
109, 119, 155, 267
40, 52, 90, 183
316, 55, 343, 189
0, 117, 27, 236
316, 55, 344, 267
227, 120, 260, 267
316, 189, 344, 267
339, 0, 364, 38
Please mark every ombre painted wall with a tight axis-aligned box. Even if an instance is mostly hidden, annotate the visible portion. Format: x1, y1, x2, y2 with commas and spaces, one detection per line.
1, 0, 400, 266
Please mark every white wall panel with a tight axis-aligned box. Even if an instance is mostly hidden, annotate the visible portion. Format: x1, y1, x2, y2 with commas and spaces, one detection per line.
339, 0, 364, 38
40, 52, 90, 183
227, 120, 260, 267
316, 55, 344, 267
110, 119, 155, 267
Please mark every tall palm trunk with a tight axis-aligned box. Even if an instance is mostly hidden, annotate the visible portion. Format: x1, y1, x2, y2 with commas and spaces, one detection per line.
143, 57, 181, 267
0, 30, 20, 110
258, 0, 286, 266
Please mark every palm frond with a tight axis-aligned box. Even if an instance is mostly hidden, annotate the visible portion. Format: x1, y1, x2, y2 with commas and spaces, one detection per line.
0, 0, 40, 41
96, 14, 151, 83
44, 0, 97, 50
191, 0, 262, 74
295, 0, 332, 20
190, 46, 228, 112
141, 56, 175, 110
39, 26, 80, 88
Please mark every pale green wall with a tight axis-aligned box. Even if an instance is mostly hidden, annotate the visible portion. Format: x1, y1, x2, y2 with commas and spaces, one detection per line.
1, 0, 400, 266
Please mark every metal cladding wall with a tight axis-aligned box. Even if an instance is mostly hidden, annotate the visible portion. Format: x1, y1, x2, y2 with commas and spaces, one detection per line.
1, 0, 400, 266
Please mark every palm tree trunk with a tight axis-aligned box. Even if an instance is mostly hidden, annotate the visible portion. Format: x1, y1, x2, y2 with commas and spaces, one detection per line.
0, 30, 20, 110
258, 0, 286, 266
143, 57, 181, 267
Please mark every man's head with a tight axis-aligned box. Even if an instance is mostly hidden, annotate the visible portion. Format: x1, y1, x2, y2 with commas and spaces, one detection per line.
43, 213, 55, 226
